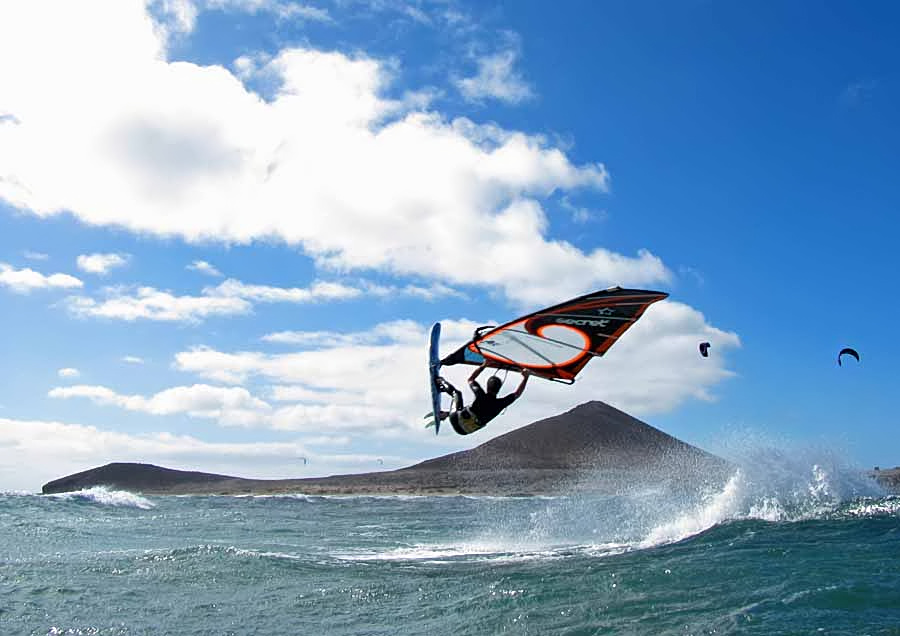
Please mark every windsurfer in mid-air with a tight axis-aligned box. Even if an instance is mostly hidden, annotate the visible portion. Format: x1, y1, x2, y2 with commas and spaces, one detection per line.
426, 288, 668, 435
431, 362, 529, 435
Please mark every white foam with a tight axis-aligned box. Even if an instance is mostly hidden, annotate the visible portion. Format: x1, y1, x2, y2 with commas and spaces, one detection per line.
328, 448, 894, 564
49, 486, 154, 509
837, 496, 900, 519
332, 541, 616, 564
636, 444, 887, 548
640, 472, 743, 548
225, 546, 306, 561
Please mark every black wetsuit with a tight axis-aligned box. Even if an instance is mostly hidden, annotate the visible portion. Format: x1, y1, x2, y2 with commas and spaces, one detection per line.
447, 379, 518, 435
469, 382, 517, 425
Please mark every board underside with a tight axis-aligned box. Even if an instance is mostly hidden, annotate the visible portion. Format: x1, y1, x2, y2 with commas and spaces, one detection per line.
428, 322, 442, 435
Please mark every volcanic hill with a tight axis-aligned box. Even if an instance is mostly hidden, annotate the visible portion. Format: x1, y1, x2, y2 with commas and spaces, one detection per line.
43, 401, 731, 496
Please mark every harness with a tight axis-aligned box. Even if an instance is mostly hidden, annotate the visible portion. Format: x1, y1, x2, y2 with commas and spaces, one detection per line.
450, 407, 484, 435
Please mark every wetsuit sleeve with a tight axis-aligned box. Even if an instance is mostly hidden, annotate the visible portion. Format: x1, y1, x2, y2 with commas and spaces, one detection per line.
497, 393, 518, 410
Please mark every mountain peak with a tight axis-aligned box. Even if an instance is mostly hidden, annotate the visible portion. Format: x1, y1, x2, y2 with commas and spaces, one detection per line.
410, 400, 720, 472
42, 401, 728, 496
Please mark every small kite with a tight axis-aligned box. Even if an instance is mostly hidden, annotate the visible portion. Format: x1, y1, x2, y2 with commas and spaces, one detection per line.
837, 348, 860, 366
699, 342, 711, 358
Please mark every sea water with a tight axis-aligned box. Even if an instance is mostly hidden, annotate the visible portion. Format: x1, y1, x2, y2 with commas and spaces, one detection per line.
2, 457, 900, 635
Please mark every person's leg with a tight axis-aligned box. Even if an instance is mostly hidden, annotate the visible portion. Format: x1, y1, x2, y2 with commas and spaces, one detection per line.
450, 386, 463, 412
436, 376, 464, 414
448, 411, 467, 435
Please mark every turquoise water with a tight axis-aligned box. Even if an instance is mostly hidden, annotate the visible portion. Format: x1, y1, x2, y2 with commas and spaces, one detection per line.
3, 463, 900, 635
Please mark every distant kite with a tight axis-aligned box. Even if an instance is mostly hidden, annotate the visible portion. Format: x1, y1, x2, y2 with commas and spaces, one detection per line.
837, 348, 860, 366
699, 342, 711, 358
299, 457, 308, 465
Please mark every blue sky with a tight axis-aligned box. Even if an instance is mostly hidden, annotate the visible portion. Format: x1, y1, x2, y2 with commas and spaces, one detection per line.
1, 0, 896, 492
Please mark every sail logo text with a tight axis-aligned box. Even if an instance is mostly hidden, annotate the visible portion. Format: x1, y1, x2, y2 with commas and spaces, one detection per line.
557, 318, 610, 327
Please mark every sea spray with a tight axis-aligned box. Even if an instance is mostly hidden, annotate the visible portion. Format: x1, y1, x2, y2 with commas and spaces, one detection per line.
708, 430, 883, 520
450, 436, 887, 559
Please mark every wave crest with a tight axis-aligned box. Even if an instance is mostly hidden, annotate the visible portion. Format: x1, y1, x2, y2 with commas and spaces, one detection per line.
49, 485, 154, 509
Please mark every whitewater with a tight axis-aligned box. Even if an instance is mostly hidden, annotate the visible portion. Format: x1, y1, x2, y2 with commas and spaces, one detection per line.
2, 451, 899, 635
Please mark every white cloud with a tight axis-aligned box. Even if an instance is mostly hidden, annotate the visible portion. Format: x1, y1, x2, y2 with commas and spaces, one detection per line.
48, 381, 399, 434
173, 307, 739, 437
151, 0, 199, 35
262, 319, 424, 347
560, 195, 603, 224
76, 252, 129, 275
209, 278, 462, 304
186, 259, 223, 277
358, 280, 465, 301
202, 0, 333, 22
65, 277, 462, 323
65, 286, 252, 322
678, 265, 705, 287
122, 355, 146, 364
0, 1, 668, 306
207, 278, 363, 303
49, 383, 272, 426
455, 48, 534, 104
23, 250, 49, 261
269, 385, 362, 404
0, 263, 83, 293
0, 415, 404, 492
58, 368, 81, 379
173, 348, 268, 385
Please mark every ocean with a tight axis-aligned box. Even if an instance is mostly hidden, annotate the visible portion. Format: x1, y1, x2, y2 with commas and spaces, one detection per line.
3, 458, 900, 635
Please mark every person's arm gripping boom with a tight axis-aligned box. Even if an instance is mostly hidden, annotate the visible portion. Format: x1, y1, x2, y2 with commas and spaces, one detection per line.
468, 362, 488, 393
513, 369, 529, 398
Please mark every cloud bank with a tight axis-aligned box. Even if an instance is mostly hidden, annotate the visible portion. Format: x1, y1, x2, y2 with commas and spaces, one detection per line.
51, 305, 739, 441
0, 415, 400, 492
0, 0, 668, 305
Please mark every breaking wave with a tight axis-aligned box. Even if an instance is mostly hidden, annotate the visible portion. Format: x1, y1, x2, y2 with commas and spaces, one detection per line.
48, 486, 154, 509
625, 438, 886, 549
343, 437, 892, 563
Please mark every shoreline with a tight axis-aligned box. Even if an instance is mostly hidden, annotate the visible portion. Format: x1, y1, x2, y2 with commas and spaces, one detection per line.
41, 465, 900, 497
39, 402, 900, 497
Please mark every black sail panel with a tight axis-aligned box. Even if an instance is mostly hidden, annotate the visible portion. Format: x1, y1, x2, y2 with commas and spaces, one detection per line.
441, 287, 667, 382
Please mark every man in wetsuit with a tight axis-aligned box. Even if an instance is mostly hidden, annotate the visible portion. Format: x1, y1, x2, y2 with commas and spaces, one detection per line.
434, 362, 529, 435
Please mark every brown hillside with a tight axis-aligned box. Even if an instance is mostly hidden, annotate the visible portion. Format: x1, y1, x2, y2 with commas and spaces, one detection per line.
411, 401, 718, 471
43, 401, 729, 496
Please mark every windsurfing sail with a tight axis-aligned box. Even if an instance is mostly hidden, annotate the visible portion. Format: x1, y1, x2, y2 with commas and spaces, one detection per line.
439, 287, 668, 383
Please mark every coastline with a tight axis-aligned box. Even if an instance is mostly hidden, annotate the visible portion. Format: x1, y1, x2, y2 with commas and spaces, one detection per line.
40, 402, 900, 497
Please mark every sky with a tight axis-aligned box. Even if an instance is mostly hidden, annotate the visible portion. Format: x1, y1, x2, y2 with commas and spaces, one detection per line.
1, 0, 897, 492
